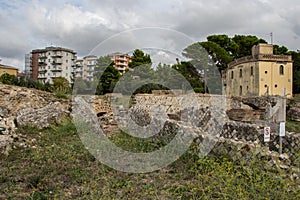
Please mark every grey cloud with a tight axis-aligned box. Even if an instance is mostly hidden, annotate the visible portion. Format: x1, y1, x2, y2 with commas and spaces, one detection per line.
0, 0, 300, 70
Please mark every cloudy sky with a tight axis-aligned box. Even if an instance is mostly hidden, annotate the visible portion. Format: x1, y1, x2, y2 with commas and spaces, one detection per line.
0, 0, 299, 70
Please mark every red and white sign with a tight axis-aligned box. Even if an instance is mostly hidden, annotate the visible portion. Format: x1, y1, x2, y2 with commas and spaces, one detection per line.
264, 127, 271, 142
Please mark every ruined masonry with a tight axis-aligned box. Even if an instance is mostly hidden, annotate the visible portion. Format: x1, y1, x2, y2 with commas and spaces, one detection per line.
0, 84, 300, 177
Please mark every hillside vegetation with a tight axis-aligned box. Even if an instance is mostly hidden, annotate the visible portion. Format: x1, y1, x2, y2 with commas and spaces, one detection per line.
0, 120, 299, 199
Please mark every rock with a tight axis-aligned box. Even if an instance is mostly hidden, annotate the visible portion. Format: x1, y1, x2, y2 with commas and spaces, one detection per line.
0, 83, 71, 155
287, 107, 300, 122
16, 102, 69, 129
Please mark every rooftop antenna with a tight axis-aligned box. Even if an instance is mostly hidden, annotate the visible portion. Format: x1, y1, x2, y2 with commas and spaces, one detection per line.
270, 32, 273, 44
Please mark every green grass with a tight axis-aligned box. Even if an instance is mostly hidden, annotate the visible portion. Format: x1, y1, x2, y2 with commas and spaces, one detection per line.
286, 118, 300, 133
0, 120, 299, 199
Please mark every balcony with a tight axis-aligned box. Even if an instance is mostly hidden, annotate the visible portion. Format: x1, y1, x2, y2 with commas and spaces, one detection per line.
38, 75, 47, 79
87, 69, 94, 72
51, 67, 62, 71
117, 67, 126, 71
38, 68, 47, 73
51, 74, 62, 78
52, 59, 63, 64
38, 61, 47, 65
52, 52, 63, 57
74, 69, 83, 73
116, 62, 127, 66
87, 63, 96, 66
39, 54, 47, 59
116, 57, 128, 62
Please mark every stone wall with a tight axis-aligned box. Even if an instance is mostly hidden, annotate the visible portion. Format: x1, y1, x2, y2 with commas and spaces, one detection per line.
0, 83, 71, 154
126, 93, 300, 169
1, 83, 299, 172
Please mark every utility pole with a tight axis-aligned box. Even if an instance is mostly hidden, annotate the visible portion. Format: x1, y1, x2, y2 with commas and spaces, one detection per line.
279, 88, 286, 155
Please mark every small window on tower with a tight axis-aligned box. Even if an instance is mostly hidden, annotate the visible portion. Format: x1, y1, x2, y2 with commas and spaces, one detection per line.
239, 69, 242, 78
280, 65, 284, 75
251, 66, 254, 76
231, 71, 234, 79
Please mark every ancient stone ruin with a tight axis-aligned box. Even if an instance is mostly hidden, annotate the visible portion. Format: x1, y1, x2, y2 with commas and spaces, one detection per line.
1, 83, 300, 177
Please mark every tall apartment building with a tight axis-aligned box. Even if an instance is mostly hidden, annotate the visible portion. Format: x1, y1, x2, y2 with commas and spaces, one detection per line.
24, 53, 32, 79
225, 44, 293, 98
110, 53, 131, 75
74, 58, 84, 80
74, 55, 97, 81
30, 46, 77, 84
73, 53, 131, 82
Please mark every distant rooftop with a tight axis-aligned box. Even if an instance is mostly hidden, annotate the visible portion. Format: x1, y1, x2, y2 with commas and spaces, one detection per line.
31, 46, 77, 54
228, 43, 292, 69
0, 64, 19, 70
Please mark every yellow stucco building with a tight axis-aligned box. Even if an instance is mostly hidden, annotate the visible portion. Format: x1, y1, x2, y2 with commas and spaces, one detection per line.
0, 64, 18, 76
225, 44, 293, 98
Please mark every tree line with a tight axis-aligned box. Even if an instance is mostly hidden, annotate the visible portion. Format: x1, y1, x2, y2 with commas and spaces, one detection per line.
2, 34, 299, 95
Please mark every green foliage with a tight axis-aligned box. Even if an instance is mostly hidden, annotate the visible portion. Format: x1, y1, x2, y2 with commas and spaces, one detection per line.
94, 55, 114, 78
231, 35, 267, 58
172, 61, 205, 93
207, 34, 239, 56
73, 77, 88, 94
198, 34, 267, 72
52, 77, 71, 97
128, 49, 151, 68
0, 73, 18, 85
96, 66, 121, 95
0, 74, 54, 93
93, 55, 121, 95
288, 51, 300, 94
286, 118, 300, 132
273, 45, 289, 55
199, 41, 233, 71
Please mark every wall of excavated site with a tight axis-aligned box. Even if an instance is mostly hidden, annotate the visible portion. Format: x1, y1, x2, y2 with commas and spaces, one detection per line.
0, 83, 71, 154
128, 93, 300, 162
91, 92, 300, 162
1, 82, 299, 171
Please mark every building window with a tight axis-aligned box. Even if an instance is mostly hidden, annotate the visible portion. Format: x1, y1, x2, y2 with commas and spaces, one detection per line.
265, 71, 268, 74
239, 86, 242, 96
265, 84, 268, 88
231, 71, 234, 79
239, 69, 242, 78
251, 66, 254, 76
275, 84, 278, 88
280, 65, 284, 75
66, 60, 68, 63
